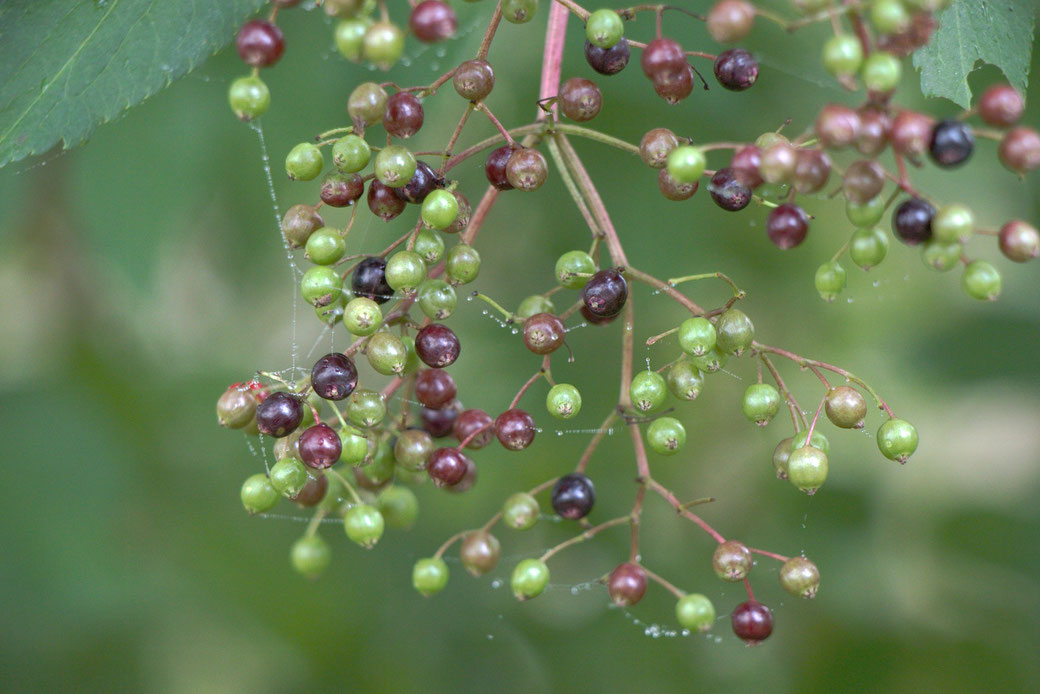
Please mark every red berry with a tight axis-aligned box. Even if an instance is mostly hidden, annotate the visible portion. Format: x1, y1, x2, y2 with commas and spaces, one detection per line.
415, 323, 460, 368
236, 20, 285, 68
453, 408, 495, 449
298, 423, 342, 469
766, 204, 809, 249
731, 600, 773, 644
485, 145, 517, 190
522, 313, 566, 354
415, 369, 457, 409
979, 84, 1024, 127
494, 409, 536, 451
383, 92, 424, 138
427, 447, 470, 487
410, 0, 458, 42
607, 563, 648, 606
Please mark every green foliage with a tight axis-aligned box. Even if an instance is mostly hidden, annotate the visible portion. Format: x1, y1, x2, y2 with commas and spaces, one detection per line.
913, 0, 1038, 107
0, 0, 265, 167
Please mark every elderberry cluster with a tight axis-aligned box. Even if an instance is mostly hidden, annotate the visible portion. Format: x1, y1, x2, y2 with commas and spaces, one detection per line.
217, 0, 1036, 646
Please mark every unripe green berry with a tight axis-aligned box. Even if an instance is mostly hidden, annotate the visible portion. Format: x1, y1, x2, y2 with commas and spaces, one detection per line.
362, 21, 405, 69
421, 189, 460, 230
555, 250, 597, 289
400, 335, 421, 375
932, 203, 974, 244
675, 593, 715, 632
678, 316, 717, 356
339, 426, 371, 465
517, 295, 555, 320
269, 457, 309, 497
460, 531, 501, 576
742, 383, 781, 425
241, 473, 279, 513
393, 429, 434, 470
228, 75, 270, 121
647, 416, 686, 455
335, 18, 373, 61
666, 359, 704, 401
285, 143, 324, 181
343, 297, 383, 335
503, 492, 540, 530
822, 33, 863, 77
961, 260, 1001, 300
291, 535, 331, 578
779, 556, 820, 598
825, 385, 867, 428
366, 331, 408, 375
714, 308, 754, 356
790, 429, 830, 455
849, 227, 889, 270
772, 436, 794, 479
546, 383, 582, 419
511, 558, 550, 600
344, 503, 385, 548
360, 439, 396, 485
920, 240, 960, 272
374, 145, 417, 188
378, 485, 419, 529
305, 227, 346, 266
502, 0, 538, 24
846, 196, 885, 227
666, 146, 707, 184
413, 557, 449, 596
417, 279, 457, 319
630, 371, 667, 413
691, 346, 729, 374
301, 266, 343, 307
877, 418, 918, 462
870, 0, 911, 34
332, 134, 371, 173
861, 51, 901, 93
347, 389, 386, 428
787, 445, 828, 494
385, 250, 427, 293
413, 229, 445, 265
814, 260, 847, 302
586, 9, 624, 48
446, 244, 481, 284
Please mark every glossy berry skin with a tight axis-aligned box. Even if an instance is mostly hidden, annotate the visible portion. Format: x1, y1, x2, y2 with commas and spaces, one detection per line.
815, 104, 861, 148
228, 76, 270, 121
962, 260, 1002, 301
334, 17, 371, 61
581, 305, 620, 325
658, 169, 698, 201
780, 556, 820, 598
640, 128, 679, 168
788, 446, 828, 494
890, 110, 934, 157
850, 227, 889, 270
291, 471, 328, 508
630, 371, 667, 413
236, 20, 285, 68
394, 429, 434, 470
843, 159, 885, 204
374, 145, 417, 188
584, 38, 630, 76
410, 0, 457, 43
666, 359, 704, 401
502, 492, 540, 530
453, 408, 495, 449
415, 369, 457, 409
413, 557, 449, 596
511, 559, 550, 601
453, 59, 495, 101
998, 220, 1040, 262
772, 437, 794, 479
291, 535, 330, 578
641, 37, 686, 82
298, 423, 342, 469
506, 148, 548, 191
446, 193, 472, 231
333, 134, 371, 174
256, 392, 303, 438
712, 540, 752, 581
861, 51, 901, 93
495, 409, 537, 451
731, 601, 773, 644
460, 531, 501, 576
342, 297, 382, 336
647, 416, 686, 455
362, 21, 405, 70
285, 143, 324, 181
339, 426, 370, 465
715, 309, 754, 356
675, 594, 716, 632
607, 563, 648, 606
418, 279, 456, 319
383, 91, 424, 138
305, 227, 346, 265
742, 384, 781, 425
666, 145, 706, 184
421, 189, 459, 230
415, 323, 460, 368
344, 504, 384, 548
730, 145, 763, 187
790, 430, 830, 456
979, 85, 1024, 127
585, 9, 624, 48
792, 148, 832, 194
892, 198, 935, 246
422, 404, 459, 438
426, 447, 470, 487
484, 145, 517, 190
555, 250, 597, 289
366, 332, 408, 375
378, 485, 419, 529
856, 108, 891, 156
560, 77, 603, 122
352, 256, 394, 304
999, 127, 1040, 173
522, 313, 566, 355
446, 244, 481, 284
679, 316, 716, 356
846, 195, 885, 227
502, 0, 536, 24
281, 204, 323, 249
714, 48, 758, 91
320, 173, 364, 208
367, 180, 407, 221
302, 267, 342, 307
708, 168, 752, 211
822, 33, 863, 76
815, 260, 847, 302
825, 386, 867, 428
766, 204, 809, 249
347, 389, 387, 428
929, 120, 974, 168
759, 140, 797, 183
396, 160, 443, 205
581, 268, 627, 317
445, 452, 478, 493
348, 82, 389, 125
241, 473, 279, 514
551, 473, 595, 520
546, 383, 582, 419
384, 250, 426, 294
217, 386, 256, 429
269, 457, 309, 497
517, 295, 556, 321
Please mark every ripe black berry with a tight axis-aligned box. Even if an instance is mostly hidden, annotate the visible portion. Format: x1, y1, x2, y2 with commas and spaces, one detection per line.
708, 167, 752, 211
352, 256, 394, 304
551, 473, 595, 520
581, 268, 627, 318
580, 304, 619, 325
310, 353, 358, 400
415, 368, 457, 409
236, 20, 285, 68
453, 408, 495, 449
495, 409, 536, 450
929, 120, 974, 168
395, 160, 443, 204
256, 391, 304, 438
410, 0, 458, 43
731, 601, 773, 644
415, 323, 460, 367
427, 447, 470, 487
584, 37, 630, 75
367, 180, 407, 221
522, 313, 566, 354
383, 91, 425, 138
713, 48, 758, 91
892, 198, 935, 245
766, 204, 809, 249
422, 403, 459, 438
299, 423, 342, 469
559, 77, 603, 122
485, 145, 517, 190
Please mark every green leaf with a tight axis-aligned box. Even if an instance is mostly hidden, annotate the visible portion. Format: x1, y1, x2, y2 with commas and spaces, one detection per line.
912, 0, 1037, 108
0, 0, 267, 168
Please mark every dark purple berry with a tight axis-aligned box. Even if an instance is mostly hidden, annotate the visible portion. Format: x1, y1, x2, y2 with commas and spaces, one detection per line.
551, 472, 595, 520
485, 145, 517, 190
298, 423, 342, 469
367, 180, 407, 221
383, 91, 425, 138
291, 473, 328, 507
395, 160, 443, 204
422, 403, 459, 438
410, 0, 457, 42
311, 353, 358, 401
427, 447, 470, 487
415, 323, 460, 367
320, 173, 364, 207
256, 391, 304, 438
352, 257, 394, 304
236, 20, 285, 68
766, 204, 809, 249
453, 408, 494, 449
731, 601, 773, 644
892, 198, 935, 245
713, 48, 758, 91
415, 369, 457, 409
584, 37, 630, 75
494, 409, 536, 451
929, 120, 974, 168
607, 563, 648, 606
581, 268, 628, 318
581, 304, 619, 325
708, 167, 752, 211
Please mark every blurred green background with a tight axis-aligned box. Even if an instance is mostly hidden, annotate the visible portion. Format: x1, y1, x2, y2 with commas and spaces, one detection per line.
1, 3, 1038, 693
